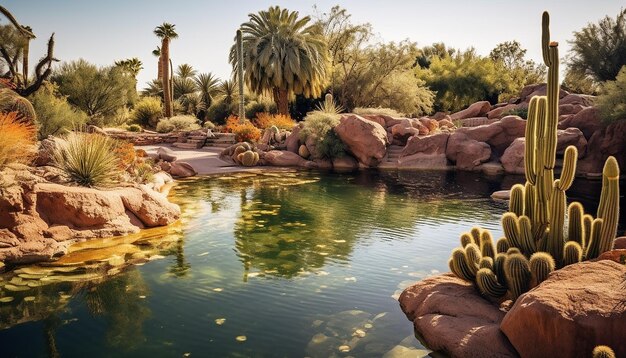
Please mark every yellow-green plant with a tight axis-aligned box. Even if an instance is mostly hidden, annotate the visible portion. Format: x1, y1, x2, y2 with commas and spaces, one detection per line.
447, 12, 621, 302
53, 132, 121, 187
592, 346, 616, 358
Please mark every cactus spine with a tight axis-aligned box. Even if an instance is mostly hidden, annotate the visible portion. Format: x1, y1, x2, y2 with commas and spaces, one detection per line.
236, 29, 245, 123
529, 252, 555, 285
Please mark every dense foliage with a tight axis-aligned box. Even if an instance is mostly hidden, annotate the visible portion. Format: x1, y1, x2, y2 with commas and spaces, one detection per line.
52, 59, 137, 126
224, 116, 261, 142
253, 113, 296, 130
596, 66, 626, 123
568, 9, 626, 83
131, 97, 163, 128
299, 111, 345, 159
29, 83, 88, 139
155, 115, 201, 133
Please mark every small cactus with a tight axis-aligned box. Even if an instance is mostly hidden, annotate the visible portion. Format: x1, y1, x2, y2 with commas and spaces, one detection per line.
592, 346, 616, 358
479, 231, 495, 259
509, 184, 525, 216
238, 150, 258, 167
496, 237, 510, 253
585, 218, 605, 259
529, 252, 555, 285
494, 253, 508, 286
450, 248, 476, 281
470, 227, 482, 242
504, 254, 531, 300
479, 256, 494, 270
460, 233, 474, 248
567, 202, 584, 246
562, 241, 583, 266
476, 268, 507, 298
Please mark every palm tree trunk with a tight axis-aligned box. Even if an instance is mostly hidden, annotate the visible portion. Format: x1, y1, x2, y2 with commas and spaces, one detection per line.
157, 55, 163, 80
161, 38, 172, 117
273, 87, 289, 115
22, 40, 29, 83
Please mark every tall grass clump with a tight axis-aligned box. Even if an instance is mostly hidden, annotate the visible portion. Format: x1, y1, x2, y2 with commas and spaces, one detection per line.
299, 111, 346, 159
0, 112, 37, 168
155, 115, 201, 133
352, 107, 404, 117
253, 112, 296, 130
130, 97, 163, 128
53, 132, 121, 187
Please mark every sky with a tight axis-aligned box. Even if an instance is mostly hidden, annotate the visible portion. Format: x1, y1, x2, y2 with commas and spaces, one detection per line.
3, 0, 624, 89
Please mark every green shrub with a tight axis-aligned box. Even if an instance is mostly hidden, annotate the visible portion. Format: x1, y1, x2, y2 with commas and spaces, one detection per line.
29, 84, 88, 140
206, 100, 234, 125
245, 99, 276, 119
53, 132, 121, 187
131, 97, 163, 128
596, 66, 626, 123
300, 111, 346, 159
111, 107, 131, 127
353, 107, 404, 117
127, 124, 142, 132
156, 115, 201, 133
203, 121, 216, 130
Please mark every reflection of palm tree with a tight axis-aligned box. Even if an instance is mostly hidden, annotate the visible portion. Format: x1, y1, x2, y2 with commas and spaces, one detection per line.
168, 238, 190, 277
84, 270, 151, 349
44, 315, 61, 358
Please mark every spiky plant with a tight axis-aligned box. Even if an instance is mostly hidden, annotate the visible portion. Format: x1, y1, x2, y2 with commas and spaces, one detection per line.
53, 132, 121, 187
314, 93, 344, 114
0, 111, 36, 168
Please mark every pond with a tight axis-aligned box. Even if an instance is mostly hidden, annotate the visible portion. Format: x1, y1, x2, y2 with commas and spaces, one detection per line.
0, 170, 620, 357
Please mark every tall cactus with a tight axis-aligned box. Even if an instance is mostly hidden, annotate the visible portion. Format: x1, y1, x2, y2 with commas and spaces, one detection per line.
446, 11, 621, 302
236, 29, 245, 123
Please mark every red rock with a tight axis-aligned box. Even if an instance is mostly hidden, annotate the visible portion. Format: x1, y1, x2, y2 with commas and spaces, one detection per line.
578, 120, 626, 174
558, 107, 602, 139
169, 161, 197, 178
438, 118, 455, 129
334, 114, 389, 167
519, 83, 569, 103
558, 103, 585, 116
450, 101, 492, 120
419, 118, 439, 132
116, 186, 181, 227
391, 121, 421, 142
596, 249, 626, 264
285, 123, 303, 153
614, 237, 626, 250
401, 132, 449, 157
500, 138, 525, 175
455, 115, 526, 156
446, 132, 491, 171
487, 104, 516, 119
261, 150, 317, 168
399, 273, 518, 358
559, 93, 595, 106
501, 260, 626, 358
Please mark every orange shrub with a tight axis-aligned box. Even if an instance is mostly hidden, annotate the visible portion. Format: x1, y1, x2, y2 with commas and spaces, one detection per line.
253, 112, 296, 130
112, 140, 136, 170
0, 112, 36, 168
225, 115, 261, 142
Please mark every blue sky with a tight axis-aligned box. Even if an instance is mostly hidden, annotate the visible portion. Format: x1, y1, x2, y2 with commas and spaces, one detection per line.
3, 0, 624, 89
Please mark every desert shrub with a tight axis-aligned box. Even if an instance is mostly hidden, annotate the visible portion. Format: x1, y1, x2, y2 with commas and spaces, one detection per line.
131, 97, 163, 128
206, 100, 234, 125
253, 112, 296, 130
0, 112, 36, 168
29, 84, 88, 140
113, 141, 136, 170
111, 107, 131, 127
245, 100, 276, 119
299, 111, 346, 159
353, 107, 404, 117
596, 66, 626, 123
53, 132, 121, 187
203, 121, 216, 130
52, 59, 137, 125
155, 115, 201, 133
225, 116, 261, 142
132, 160, 155, 184
0, 88, 36, 123
127, 124, 142, 132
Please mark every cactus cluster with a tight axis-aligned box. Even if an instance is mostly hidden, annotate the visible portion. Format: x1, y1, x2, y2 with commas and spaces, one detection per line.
232, 143, 259, 167
447, 12, 620, 302
592, 346, 616, 358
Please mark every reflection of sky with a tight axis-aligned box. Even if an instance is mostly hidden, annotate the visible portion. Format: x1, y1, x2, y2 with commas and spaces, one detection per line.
4, 0, 623, 89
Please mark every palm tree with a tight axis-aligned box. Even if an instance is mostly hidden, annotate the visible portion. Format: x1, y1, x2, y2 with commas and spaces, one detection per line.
154, 23, 178, 117
142, 79, 163, 98
152, 46, 162, 80
194, 72, 220, 109
114, 57, 143, 80
218, 79, 237, 105
229, 6, 329, 115
176, 63, 197, 79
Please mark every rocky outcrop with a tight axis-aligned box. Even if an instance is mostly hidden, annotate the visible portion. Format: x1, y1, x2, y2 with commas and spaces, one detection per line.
334, 114, 389, 167
0, 165, 180, 265
501, 260, 626, 358
558, 107, 602, 139
399, 274, 518, 358
398, 133, 450, 170
446, 132, 491, 170
285, 123, 303, 153
169, 161, 197, 178
577, 120, 626, 174
455, 115, 526, 156
450, 101, 491, 121
260, 150, 317, 168
157, 147, 178, 162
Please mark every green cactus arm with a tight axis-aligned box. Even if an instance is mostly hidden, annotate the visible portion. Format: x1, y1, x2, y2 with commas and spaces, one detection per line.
476, 268, 507, 298
597, 156, 620, 250
563, 241, 583, 266
502, 213, 523, 249
557, 146, 577, 191
544, 45, 559, 170
529, 252, 555, 286
504, 253, 532, 300
479, 257, 494, 270
541, 11, 551, 66
524, 183, 537, 224
479, 231, 496, 259
525, 97, 539, 184
547, 184, 566, 264
585, 218, 604, 259
519, 215, 536, 255
509, 184, 525, 216
567, 202, 584, 246
496, 237, 510, 254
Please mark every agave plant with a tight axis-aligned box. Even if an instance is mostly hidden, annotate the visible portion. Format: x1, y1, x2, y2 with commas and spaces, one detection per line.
53, 132, 121, 187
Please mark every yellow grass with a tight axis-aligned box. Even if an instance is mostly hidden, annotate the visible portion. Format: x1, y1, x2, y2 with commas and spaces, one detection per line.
0, 112, 36, 168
